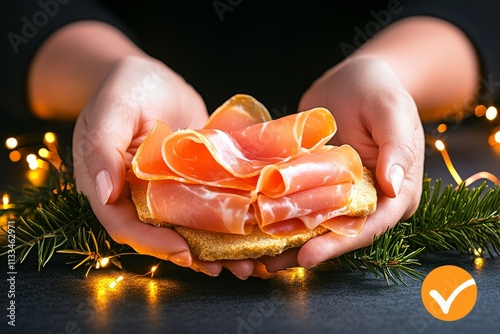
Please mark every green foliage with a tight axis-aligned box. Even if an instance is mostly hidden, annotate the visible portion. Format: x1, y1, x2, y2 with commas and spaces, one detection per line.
2, 165, 500, 284
0, 165, 132, 276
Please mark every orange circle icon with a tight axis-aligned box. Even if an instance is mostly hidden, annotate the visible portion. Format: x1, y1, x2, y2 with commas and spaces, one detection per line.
421, 265, 477, 321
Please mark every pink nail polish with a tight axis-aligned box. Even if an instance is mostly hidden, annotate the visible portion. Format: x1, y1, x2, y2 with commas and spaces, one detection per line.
95, 170, 113, 205
169, 250, 192, 267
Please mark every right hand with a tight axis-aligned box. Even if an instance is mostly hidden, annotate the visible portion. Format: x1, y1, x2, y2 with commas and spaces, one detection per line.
72, 55, 268, 278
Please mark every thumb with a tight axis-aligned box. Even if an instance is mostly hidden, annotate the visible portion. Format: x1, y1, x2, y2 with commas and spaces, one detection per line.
368, 98, 423, 199
73, 102, 135, 205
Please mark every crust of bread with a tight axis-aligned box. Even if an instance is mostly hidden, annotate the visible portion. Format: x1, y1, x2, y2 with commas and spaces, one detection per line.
130, 168, 376, 261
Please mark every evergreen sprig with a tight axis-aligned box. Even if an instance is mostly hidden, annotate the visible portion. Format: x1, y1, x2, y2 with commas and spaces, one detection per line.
1, 165, 132, 276
1, 163, 500, 284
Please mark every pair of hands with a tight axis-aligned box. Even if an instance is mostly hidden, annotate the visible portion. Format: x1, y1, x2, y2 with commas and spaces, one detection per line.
73, 55, 424, 279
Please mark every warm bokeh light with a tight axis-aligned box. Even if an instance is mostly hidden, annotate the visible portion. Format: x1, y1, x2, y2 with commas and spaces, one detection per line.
38, 148, 49, 158
9, 150, 21, 162
473, 257, 485, 270
495, 130, 500, 144
26, 153, 37, 164
44, 132, 56, 143
3, 193, 9, 206
485, 106, 497, 120
5, 137, 17, 149
437, 123, 447, 133
99, 257, 110, 268
474, 104, 487, 117
435, 139, 445, 151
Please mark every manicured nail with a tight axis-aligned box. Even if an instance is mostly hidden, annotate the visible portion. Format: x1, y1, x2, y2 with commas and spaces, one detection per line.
389, 164, 405, 196
96, 170, 113, 205
169, 250, 192, 267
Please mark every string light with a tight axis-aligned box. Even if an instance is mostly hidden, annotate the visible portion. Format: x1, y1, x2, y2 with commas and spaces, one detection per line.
485, 106, 498, 121
99, 257, 110, 268
44, 132, 56, 144
474, 104, 487, 117
433, 139, 463, 184
38, 148, 49, 158
437, 123, 447, 133
5, 137, 17, 149
2, 193, 12, 210
9, 150, 21, 162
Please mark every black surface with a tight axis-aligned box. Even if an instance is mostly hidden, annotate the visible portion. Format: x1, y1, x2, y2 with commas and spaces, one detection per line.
1, 118, 500, 334
1, 251, 499, 334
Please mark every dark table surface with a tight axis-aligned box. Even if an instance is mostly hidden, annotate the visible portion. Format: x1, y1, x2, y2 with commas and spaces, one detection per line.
1, 117, 500, 334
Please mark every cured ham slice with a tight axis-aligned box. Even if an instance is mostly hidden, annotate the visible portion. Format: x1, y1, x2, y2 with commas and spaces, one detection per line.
148, 180, 255, 235
131, 94, 368, 237
255, 145, 363, 198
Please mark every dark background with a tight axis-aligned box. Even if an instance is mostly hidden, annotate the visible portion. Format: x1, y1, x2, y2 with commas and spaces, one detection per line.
1, 1, 500, 333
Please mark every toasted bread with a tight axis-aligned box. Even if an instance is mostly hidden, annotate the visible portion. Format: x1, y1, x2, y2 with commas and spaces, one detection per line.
130, 168, 376, 261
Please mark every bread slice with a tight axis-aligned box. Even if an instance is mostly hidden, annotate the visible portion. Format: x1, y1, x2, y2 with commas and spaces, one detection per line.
130, 168, 376, 261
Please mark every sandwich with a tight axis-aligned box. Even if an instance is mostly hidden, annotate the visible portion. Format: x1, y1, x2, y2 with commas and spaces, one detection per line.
129, 95, 377, 261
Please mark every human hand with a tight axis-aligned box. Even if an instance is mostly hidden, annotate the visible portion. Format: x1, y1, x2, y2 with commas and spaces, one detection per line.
72, 55, 268, 278
263, 57, 425, 271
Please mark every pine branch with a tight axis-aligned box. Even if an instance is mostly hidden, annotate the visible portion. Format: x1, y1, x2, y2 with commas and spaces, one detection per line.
1, 164, 132, 274
2, 159, 500, 284
405, 179, 500, 257
332, 224, 425, 285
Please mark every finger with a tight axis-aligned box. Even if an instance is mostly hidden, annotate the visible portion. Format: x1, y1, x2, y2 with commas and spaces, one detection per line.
250, 261, 274, 279
260, 248, 299, 273
365, 92, 423, 198
297, 195, 407, 269
223, 259, 256, 280
73, 100, 136, 206
191, 257, 223, 277
89, 196, 193, 267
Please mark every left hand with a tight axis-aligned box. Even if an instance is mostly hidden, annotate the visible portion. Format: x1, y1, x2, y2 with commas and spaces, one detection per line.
262, 57, 425, 271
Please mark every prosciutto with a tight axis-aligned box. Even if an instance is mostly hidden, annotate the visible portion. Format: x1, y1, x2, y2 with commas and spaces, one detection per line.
132, 94, 366, 237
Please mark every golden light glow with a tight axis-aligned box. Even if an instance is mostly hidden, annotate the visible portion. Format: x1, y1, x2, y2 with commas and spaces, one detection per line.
3, 193, 10, 206
38, 148, 49, 158
99, 257, 110, 268
435, 140, 445, 151
26, 153, 37, 164
434, 139, 463, 184
5, 137, 17, 149
473, 257, 485, 270
474, 104, 487, 117
28, 161, 38, 170
485, 106, 497, 120
463, 172, 500, 186
109, 275, 124, 289
437, 123, 447, 133
473, 248, 483, 257
44, 132, 56, 143
8, 150, 21, 162
495, 130, 500, 144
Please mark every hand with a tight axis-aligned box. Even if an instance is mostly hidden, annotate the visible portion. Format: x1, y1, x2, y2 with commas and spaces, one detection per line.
263, 57, 425, 271
73, 55, 269, 278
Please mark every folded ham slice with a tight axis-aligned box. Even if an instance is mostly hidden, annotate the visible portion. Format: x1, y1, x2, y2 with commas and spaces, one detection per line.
132, 94, 366, 237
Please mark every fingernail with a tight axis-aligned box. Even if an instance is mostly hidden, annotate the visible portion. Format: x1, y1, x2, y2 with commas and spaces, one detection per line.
389, 164, 405, 196
96, 170, 113, 205
227, 268, 249, 280
169, 250, 192, 267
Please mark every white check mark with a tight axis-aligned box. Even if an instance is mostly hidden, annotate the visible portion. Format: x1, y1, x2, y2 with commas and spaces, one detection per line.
429, 278, 476, 314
